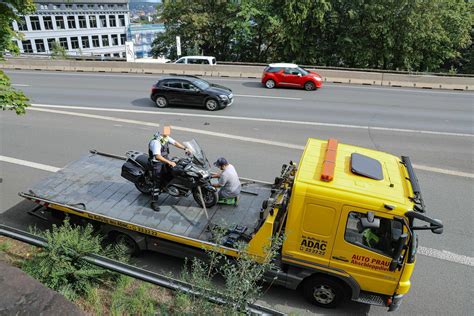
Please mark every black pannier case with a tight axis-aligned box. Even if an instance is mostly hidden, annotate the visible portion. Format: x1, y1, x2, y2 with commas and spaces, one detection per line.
121, 161, 144, 182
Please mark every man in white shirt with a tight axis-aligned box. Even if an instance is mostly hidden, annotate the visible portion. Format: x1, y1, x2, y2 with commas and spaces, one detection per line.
212, 157, 241, 204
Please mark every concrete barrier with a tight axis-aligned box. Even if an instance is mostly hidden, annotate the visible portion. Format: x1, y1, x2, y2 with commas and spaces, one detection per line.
2, 58, 473, 90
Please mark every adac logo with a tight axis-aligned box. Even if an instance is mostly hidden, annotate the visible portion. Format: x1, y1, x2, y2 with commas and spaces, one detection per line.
299, 235, 327, 256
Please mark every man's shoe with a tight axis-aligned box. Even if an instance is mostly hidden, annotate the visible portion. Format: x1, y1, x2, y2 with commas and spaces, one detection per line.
151, 202, 160, 212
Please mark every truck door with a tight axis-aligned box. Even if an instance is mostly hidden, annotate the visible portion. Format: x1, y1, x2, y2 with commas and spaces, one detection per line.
329, 207, 405, 295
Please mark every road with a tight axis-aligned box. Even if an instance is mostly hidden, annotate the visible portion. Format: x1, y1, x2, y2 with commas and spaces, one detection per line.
1, 70, 473, 315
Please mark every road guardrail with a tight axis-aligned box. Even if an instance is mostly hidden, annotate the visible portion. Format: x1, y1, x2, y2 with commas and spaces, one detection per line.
0, 224, 285, 316
2, 58, 473, 90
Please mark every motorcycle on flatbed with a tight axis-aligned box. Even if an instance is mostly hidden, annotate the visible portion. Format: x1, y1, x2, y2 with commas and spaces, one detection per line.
120, 139, 218, 208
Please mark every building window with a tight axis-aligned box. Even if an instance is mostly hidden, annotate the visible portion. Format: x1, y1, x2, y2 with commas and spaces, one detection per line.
56, 16, 65, 29
17, 16, 28, 31
89, 15, 97, 28
118, 15, 125, 27
99, 15, 107, 27
71, 37, 79, 49
113, 53, 120, 58
43, 16, 53, 30
111, 34, 118, 46
102, 35, 109, 47
59, 37, 68, 49
67, 16, 76, 29
35, 39, 46, 53
88, 5, 95, 9
120, 34, 126, 45
109, 15, 116, 27
22, 40, 33, 53
78, 16, 87, 28
47, 38, 56, 51
92, 35, 100, 47
30, 16, 41, 30
81, 36, 89, 48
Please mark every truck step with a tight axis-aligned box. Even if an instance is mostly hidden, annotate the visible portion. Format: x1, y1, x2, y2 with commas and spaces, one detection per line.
354, 292, 387, 306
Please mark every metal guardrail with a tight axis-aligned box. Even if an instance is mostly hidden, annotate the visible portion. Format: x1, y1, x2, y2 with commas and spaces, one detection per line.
0, 224, 285, 316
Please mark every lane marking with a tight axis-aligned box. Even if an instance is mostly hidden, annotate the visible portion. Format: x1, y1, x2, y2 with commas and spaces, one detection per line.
31, 104, 474, 138
412, 164, 474, 179
1, 154, 472, 266
0, 156, 60, 172
418, 247, 474, 267
27, 107, 474, 178
234, 94, 301, 100
11, 84, 30, 87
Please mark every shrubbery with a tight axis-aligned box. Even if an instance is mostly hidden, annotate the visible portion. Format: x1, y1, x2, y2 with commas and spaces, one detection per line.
22, 219, 128, 300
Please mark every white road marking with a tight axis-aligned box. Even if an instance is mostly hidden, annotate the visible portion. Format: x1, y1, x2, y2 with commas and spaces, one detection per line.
234, 94, 301, 100
31, 104, 473, 138
2, 154, 472, 266
412, 164, 474, 179
418, 247, 474, 267
11, 84, 30, 87
28, 107, 474, 179
0, 156, 60, 172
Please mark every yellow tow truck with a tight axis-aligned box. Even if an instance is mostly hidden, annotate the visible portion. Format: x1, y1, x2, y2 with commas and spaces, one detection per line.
21, 138, 443, 311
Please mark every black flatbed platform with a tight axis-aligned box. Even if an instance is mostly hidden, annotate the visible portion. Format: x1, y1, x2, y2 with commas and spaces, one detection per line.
24, 152, 272, 242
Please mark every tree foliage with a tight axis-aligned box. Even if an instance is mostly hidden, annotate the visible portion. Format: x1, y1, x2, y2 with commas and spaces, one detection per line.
0, 0, 34, 114
152, 0, 472, 73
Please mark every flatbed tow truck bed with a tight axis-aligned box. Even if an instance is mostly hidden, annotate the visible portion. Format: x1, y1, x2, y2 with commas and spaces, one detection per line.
21, 151, 272, 244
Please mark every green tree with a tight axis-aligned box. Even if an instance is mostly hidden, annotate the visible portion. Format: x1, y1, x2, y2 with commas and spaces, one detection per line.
0, 0, 34, 114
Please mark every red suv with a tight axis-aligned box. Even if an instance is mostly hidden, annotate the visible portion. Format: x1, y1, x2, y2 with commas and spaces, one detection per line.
262, 63, 323, 91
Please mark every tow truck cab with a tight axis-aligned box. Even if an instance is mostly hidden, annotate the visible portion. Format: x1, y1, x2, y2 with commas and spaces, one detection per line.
276, 138, 443, 310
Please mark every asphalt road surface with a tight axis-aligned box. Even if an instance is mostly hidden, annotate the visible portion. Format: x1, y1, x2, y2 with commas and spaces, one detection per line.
1, 70, 473, 315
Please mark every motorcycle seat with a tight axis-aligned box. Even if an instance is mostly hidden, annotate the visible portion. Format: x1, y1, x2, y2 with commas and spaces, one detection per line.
136, 154, 151, 170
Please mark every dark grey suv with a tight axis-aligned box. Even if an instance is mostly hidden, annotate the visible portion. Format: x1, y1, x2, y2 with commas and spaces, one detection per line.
150, 76, 234, 111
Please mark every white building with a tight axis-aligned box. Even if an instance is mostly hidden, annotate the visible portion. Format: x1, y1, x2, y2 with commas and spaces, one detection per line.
12, 0, 130, 58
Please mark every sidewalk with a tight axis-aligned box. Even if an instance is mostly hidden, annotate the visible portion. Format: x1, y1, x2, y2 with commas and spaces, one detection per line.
0, 255, 83, 315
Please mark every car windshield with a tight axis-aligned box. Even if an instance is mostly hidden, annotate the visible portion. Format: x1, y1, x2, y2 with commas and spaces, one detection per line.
183, 139, 210, 169
192, 79, 210, 90
297, 67, 309, 75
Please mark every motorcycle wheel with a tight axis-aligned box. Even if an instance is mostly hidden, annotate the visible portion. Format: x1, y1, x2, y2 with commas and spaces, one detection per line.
134, 176, 153, 195
193, 186, 218, 208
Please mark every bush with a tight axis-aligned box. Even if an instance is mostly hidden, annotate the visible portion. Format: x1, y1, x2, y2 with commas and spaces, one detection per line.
110, 275, 156, 316
177, 226, 284, 315
22, 219, 128, 300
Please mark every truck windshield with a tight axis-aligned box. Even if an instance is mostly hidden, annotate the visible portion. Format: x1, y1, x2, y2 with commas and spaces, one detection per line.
183, 139, 210, 169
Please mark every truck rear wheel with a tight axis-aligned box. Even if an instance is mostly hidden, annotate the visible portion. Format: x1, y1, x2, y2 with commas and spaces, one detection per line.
302, 276, 347, 308
114, 232, 140, 256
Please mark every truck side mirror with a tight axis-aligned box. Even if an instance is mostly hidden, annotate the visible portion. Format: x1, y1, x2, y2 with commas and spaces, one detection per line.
430, 219, 443, 234
389, 233, 408, 271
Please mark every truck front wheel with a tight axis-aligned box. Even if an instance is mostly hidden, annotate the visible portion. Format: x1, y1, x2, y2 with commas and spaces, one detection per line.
302, 276, 347, 308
